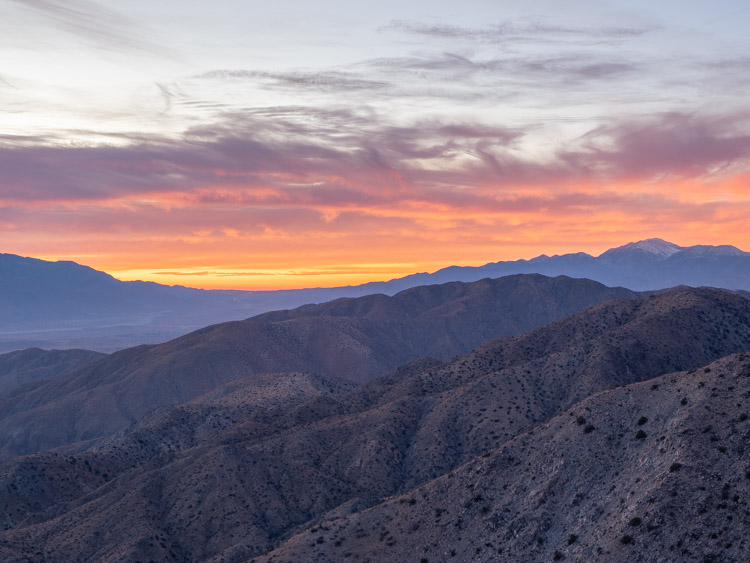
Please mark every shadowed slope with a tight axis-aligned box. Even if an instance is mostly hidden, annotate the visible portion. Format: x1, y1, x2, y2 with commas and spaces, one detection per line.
0, 274, 634, 458
0, 348, 105, 393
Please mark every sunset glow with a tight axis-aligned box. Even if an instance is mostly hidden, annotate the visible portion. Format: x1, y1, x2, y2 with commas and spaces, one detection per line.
2, 0, 749, 289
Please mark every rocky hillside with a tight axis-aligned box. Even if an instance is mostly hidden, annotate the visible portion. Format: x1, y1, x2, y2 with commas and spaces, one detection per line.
0, 274, 634, 458
260, 353, 750, 562
0, 287, 749, 561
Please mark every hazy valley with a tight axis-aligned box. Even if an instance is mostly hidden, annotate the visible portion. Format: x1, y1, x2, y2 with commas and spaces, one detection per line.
2, 238, 749, 353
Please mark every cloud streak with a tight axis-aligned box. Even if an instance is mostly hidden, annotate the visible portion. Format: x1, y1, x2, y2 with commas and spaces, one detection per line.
2, 110, 749, 207
195, 70, 390, 92
10, 0, 175, 56
383, 19, 656, 44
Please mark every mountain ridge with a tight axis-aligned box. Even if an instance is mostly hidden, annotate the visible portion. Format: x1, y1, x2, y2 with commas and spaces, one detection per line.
2, 238, 750, 352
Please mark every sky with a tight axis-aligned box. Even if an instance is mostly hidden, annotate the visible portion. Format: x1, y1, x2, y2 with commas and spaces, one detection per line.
1, 0, 749, 290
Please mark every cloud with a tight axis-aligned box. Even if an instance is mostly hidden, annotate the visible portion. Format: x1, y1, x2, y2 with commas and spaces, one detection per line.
195, 69, 390, 92
0, 75, 17, 89
362, 51, 638, 91
563, 112, 750, 180
1, 109, 749, 211
383, 19, 655, 44
152, 270, 273, 277
10, 0, 175, 56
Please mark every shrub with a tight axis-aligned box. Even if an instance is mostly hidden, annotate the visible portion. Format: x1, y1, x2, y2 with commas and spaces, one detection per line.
628, 517, 642, 527
669, 463, 682, 473
637, 417, 648, 426
635, 430, 647, 440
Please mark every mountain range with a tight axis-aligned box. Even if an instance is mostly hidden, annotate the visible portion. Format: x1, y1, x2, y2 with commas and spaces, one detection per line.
1, 280, 749, 561
2, 238, 749, 352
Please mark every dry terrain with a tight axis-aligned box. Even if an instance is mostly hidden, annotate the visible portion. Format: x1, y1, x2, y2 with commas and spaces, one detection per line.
0, 286, 748, 561
0, 274, 633, 458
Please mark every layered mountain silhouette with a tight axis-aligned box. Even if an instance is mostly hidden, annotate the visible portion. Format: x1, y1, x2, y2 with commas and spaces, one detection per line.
0, 274, 633, 458
1, 284, 749, 561
2, 238, 749, 351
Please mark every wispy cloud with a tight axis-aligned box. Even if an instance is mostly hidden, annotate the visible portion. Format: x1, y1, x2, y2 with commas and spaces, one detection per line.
10, 0, 175, 56
2, 109, 748, 208
383, 19, 655, 44
0, 75, 17, 89
195, 69, 390, 92
564, 112, 750, 179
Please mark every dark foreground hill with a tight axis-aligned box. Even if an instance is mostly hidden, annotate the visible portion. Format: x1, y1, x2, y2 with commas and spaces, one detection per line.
0, 287, 749, 561
0, 274, 633, 458
0, 348, 105, 393
258, 353, 750, 563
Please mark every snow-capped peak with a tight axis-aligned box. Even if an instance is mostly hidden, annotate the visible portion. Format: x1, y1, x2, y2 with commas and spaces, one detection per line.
600, 238, 682, 260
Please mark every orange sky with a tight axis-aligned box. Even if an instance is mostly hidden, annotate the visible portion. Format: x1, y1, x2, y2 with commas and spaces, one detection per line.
2, 1, 749, 290
4, 170, 749, 290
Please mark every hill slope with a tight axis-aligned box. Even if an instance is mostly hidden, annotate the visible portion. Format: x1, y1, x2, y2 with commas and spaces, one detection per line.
0, 274, 634, 458
0, 348, 105, 393
0, 287, 749, 561
259, 353, 750, 563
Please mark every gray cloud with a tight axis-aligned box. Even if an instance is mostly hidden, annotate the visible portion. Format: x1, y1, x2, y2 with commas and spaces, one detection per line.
383, 19, 655, 44
195, 69, 390, 92
364, 52, 638, 87
563, 112, 750, 179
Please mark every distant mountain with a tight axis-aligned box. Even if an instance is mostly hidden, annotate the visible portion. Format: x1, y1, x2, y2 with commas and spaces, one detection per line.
1, 239, 749, 351
0, 348, 105, 393
1, 286, 749, 561
0, 274, 634, 458
385, 238, 750, 292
